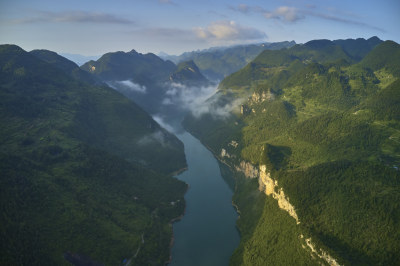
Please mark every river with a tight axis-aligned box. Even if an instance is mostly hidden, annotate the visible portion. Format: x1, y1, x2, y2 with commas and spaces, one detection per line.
168, 131, 240, 266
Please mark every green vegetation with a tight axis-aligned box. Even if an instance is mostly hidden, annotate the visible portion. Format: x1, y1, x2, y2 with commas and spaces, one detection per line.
0, 45, 187, 265
80, 48, 213, 115
184, 38, 400, 265
169, 60, 210, 86
81, 49, 175, 82
228, 174, 320, 266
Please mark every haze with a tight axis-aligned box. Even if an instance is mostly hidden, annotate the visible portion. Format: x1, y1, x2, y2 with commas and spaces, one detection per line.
0, 0, 399, 56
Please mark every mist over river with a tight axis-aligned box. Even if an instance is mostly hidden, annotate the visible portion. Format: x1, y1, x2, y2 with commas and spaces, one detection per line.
168, 131, 240, 266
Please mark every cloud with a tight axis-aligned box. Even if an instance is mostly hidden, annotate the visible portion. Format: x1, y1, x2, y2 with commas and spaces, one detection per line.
231, 4, 251, 14
161, 82, 244, 119
137, 130, 168, 147
194, 20, 267, 42
130, 21, 266, 46
263, 6, 304, 22
12, 10, 134, 24
230, 4, 385, 31
231, 5, 304, 23
152, 115, 176, 133
108, 80, 147, 93
192, 93, 245, 119
304, 10, 385, 32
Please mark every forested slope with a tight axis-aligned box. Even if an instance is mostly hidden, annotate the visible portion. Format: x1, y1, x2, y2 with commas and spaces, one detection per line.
0, 45, 187, 265
184, 38, 400, 265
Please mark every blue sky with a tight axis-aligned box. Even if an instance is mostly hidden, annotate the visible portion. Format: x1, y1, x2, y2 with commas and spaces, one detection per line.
0, 0, 399, 55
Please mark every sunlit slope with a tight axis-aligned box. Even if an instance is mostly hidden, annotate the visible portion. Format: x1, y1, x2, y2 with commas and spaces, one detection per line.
184, 39, 400, 265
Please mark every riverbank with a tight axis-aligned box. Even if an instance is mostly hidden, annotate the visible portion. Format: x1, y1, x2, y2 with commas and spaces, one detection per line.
168, 131, 240, 266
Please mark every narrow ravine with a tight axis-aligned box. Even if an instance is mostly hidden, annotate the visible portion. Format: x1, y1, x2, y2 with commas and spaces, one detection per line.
168, 131, 240, 266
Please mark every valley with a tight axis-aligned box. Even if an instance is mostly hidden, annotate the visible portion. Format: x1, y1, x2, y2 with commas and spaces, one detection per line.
183, 37, 400, 265
1, 36, 399, 266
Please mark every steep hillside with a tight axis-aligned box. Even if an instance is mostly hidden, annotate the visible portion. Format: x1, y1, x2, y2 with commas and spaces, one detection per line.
0, 45, 187, 265
30, 49, 98, 84
332, 36, 382, 60
183, 39, 400, 265
219, 37, 382, 92
81, 49, 176, 82
169, 60, 210, 87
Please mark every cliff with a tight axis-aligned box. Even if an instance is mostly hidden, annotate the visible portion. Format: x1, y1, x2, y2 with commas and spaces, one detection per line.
220, 148, 339, 266
258, 165, 300, 223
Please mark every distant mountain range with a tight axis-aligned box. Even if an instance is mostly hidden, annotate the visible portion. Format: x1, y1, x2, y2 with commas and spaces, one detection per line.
60, 53, 100, 66
160, 41, 296, 81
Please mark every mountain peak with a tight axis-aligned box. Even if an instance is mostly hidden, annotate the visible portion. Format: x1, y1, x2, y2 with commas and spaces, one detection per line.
304, 39, 334, 49
0, 44, 25, 54
169, 60, 210, 86
128, 49, 138, 54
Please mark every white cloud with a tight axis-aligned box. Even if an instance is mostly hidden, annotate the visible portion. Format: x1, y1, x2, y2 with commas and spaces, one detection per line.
137, 130, 168, 147
12, 10, 134, 25
263, 6, 304, 22
231, 4, 384, 31
115, 80, 147, 93
194, 21, 267, 42
161, 82, 244, 119
152, 115, 176, 133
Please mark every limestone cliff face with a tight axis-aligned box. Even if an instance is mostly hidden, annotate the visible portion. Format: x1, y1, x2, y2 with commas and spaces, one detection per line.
232, 161, 340, 266
235, 160, 259, 179
304, 237, 340, 266
258, 165, 300, 224
250, 90, 274, 104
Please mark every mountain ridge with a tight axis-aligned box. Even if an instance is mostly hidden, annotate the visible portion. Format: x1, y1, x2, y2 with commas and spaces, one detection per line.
0, 44, 187, 265
183, 37, 400, 265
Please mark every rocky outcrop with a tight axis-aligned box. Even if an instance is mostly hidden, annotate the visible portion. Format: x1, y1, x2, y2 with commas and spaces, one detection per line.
235, 160, 259, 179
236, 162, 339, 266
220, 148, 231, 158
303, 237, 340, 266
258, 165, 299, 223
250, 90, 275, 104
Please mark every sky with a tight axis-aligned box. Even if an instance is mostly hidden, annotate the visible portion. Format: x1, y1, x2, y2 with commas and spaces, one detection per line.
0, 0, 399, 56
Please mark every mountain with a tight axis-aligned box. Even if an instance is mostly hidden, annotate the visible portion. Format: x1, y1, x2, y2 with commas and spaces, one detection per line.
161, 41, 296, 81
183, 38, 400, 265
169, 60, 210, 87
0, 44, 187, 265
333, 36, 383, 61
81, 49, 176, 82
60, 53, 100, 66
358, 40, 400, 75
31, 49, 99, 84
219, 37, 382, 91
81, 49, 212, 115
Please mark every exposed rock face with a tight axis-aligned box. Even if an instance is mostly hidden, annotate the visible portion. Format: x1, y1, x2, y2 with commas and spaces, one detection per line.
234, 160, 259, 178
240, 104, 250, 115
304, 238, 340, 266
228, 140, 239, 148
258, 165, 299, 223
235, 162, 340, 266
220, 148, 231, 158
250, 90, 275, 104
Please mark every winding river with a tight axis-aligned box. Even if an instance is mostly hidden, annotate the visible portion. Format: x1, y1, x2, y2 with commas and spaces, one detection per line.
168, 131, 240, 266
